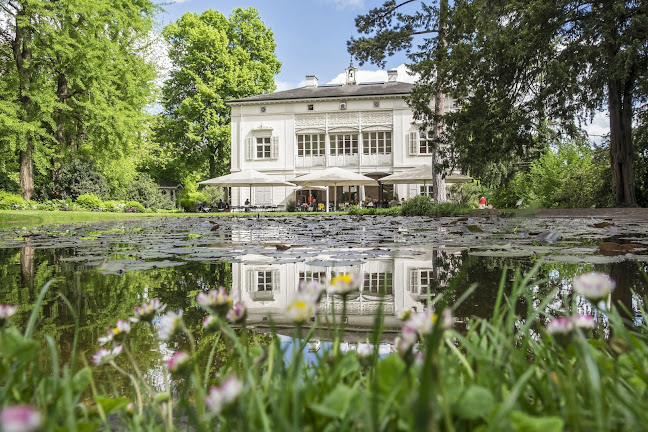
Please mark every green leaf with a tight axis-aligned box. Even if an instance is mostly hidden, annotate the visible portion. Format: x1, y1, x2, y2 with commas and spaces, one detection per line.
509, 411, 564, 432
72, 367, 92, 393
376, 354, 406, 397
94, 396, 130, 415
3, 327, 40, 362
454, 386, 495, 420
309, 383, 357, 419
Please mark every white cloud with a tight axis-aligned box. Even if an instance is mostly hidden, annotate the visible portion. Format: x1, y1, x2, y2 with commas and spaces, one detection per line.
274, 78, 307, 92
327, 64, 418, 85
584, 112, 610, 138
326, 0, 365, 9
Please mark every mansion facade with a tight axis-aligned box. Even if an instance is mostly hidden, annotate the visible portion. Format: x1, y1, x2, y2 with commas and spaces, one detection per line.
226, 65, 454, 207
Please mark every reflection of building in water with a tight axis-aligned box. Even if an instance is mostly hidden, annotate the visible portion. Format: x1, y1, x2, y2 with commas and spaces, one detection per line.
231, 249, 464, 332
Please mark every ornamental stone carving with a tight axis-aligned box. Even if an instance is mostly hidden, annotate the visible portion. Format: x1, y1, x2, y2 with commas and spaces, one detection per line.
361, 111, 392, 125
295, 114, 325, 128
328, 112, 359, 126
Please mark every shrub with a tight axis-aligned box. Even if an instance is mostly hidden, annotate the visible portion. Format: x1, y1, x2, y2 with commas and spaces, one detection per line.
401, 195, 435, 216
101, 200, 122, 212
124, 200, 145, 213
180, 192, 208, 212
125, 173, 175, 210
76, 193, 104, 210
34, 199, 66, 211
0, 192, 27, 210
285, 199, 297, 212
37, 158, 109, 200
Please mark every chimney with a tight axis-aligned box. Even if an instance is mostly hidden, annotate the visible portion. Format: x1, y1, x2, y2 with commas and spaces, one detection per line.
305, 75, 318, 87
387, 69, 398, 82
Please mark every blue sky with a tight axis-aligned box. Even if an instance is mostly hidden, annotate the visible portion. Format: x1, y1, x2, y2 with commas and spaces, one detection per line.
160, 0, 413, 90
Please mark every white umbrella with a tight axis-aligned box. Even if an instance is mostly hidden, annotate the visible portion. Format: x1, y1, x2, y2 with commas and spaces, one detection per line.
198, 169, 295, 206
291, 167, 378, 212
379, 166, 473, 185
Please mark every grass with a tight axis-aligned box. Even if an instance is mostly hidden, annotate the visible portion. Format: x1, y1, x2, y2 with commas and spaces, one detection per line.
3, 266, 648, 430
0, 210, 350, 228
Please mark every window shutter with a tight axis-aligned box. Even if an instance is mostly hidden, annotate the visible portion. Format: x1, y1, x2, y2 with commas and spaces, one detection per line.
272, 270, 280, 291
246, 270, 255, 292
271, 136, 279, 159
246, 138, 255, 161
407, 132, 418, 156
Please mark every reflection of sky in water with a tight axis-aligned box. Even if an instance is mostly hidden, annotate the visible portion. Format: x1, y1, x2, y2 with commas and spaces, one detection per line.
278, 334, 392, 367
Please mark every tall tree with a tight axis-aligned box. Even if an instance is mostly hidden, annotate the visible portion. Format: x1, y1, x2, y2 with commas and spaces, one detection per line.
350, 0, 648, 206
350, 0, 451, 203
158, 8, 281, 180
0, 0, 158, 199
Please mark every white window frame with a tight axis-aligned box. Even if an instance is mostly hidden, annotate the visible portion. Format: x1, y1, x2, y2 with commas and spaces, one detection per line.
246, 135, 279, 160
330, 134, 358, 156
363, 272, 394, 296
363, 131, 392, 155
297, 134, 325, 157
409, 269, 434, 295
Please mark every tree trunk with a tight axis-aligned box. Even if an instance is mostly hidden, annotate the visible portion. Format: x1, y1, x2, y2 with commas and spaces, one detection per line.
608, 79, 636, 206
20, 145, 34, 200
13, 6, 35, 200
432, 0, 448, 204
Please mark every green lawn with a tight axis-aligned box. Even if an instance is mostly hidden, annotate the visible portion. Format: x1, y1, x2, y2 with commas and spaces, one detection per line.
0, 210, 346, 227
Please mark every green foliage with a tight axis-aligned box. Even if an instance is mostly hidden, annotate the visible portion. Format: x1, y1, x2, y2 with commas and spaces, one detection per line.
349, 0, 647, 204
0, 191, 28, 210
75, 193, 104, 210
401, 195, 436, 216
125, 173, 174, 210
181, 191, 209, 212
348, 205, 401, 216
124, 201, 145, 213
0, 0, 159, 200
491, 142, 612, 209
37, 159, 110, 201
156, 7, 281, 179
4, 266, 648, 430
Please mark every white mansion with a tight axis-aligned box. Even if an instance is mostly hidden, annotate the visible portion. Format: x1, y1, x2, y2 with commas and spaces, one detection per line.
226, 65, 454, 208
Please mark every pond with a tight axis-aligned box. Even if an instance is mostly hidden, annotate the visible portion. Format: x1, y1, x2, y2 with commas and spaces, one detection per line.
1, 214, 647, 389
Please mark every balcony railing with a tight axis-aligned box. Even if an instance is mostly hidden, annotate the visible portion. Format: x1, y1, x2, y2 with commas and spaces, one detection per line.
296, 155, 325, 168
327, 154, 359, 167
361, 153, 392, 166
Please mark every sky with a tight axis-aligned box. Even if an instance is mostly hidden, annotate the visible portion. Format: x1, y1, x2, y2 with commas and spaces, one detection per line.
158, 0, 414, 90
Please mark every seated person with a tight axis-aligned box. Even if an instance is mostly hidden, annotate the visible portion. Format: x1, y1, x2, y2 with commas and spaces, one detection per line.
224, 202, 230, 212
244, 199, 250, 206
244, 198, 251, 211
366, 200, 375, 208
382, 199, 389, 208
217, 199, 226, 211
389, 198, 399, 207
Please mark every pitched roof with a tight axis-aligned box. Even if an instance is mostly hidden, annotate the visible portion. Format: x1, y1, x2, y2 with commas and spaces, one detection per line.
227, 81, 415, 104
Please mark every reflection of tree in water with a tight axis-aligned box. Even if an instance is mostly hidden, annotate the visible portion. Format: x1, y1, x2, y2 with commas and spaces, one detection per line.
420, 251, 548, 319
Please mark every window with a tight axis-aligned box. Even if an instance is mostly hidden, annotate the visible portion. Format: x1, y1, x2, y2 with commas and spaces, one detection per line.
419, 131, 434, 154
299, 271, 327, 284
363, 132, 392, 155
257, 270, 273, 291
373, 101, 380, 108
260, 106, 266, 113
256, 137, 271, 159
307, 104, 314, 111
297, 134, 325, 157
363, 272, 393, 296
409, 269, 434, 295
330, 134, 358, 155
419, 185, 434, 197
